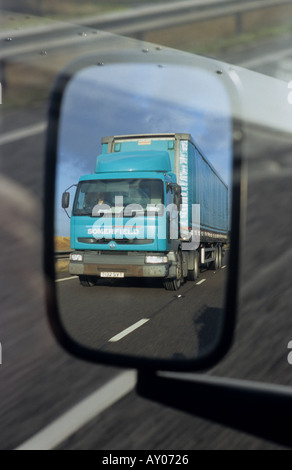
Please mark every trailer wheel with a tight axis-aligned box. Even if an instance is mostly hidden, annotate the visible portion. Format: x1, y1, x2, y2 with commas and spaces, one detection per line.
164, 251, 183, 291
187, 251, 199, 281
79, 275, 97, 287
210, 246, 219, 270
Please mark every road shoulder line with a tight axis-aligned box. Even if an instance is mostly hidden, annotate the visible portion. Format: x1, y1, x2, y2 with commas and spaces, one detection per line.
15, 371, 137, 450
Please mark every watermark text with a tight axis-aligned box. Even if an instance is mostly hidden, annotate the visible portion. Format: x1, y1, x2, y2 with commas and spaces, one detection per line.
288, 81, 292, 105
89, 199, 201, 250
288, 341, 292, 365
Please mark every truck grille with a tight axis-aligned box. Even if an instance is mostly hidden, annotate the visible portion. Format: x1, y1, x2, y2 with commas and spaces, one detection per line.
78, 238, 153, 245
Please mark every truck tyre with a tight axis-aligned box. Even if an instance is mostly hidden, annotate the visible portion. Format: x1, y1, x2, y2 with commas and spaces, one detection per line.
210, 246, 219, 270
79, 276, 97, 287
218, 245, 222, 269
164, 251, 183, 291
187, 251, 199, 281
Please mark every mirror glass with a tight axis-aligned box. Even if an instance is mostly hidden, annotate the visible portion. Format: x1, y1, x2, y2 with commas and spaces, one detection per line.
54, 57, 233, 363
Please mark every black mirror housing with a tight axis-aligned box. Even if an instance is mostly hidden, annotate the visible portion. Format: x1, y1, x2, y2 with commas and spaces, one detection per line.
62, 192, 70, 209
44, 46, 244, 373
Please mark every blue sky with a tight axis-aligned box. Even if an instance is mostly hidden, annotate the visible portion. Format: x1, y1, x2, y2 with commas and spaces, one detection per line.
56, 63, 232, 236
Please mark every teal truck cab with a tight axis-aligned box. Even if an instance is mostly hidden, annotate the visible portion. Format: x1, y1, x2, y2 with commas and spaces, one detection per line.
62, 133, 228, 290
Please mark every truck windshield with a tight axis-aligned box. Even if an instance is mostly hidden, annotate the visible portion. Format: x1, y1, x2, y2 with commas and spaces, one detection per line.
73, 179, 164, 216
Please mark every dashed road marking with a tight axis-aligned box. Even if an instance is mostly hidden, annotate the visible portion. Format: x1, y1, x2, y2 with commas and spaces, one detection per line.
109, 319, 150, 343
55, 276, 78, 283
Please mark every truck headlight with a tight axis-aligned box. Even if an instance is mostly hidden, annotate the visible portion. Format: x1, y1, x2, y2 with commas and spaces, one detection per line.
70, 254, 83, 262
145, 256, 168, 264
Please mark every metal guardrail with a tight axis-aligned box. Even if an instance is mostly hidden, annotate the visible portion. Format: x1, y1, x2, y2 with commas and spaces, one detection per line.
80, 0, 292, 36
1, 0, 291, 59
55, 251, 72, 260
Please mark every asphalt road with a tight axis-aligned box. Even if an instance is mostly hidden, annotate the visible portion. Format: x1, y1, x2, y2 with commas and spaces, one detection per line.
1, 22, 292, 450
57, 263, 227, 360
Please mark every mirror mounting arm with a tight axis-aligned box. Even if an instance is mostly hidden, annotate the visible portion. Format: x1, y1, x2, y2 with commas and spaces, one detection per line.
63, 207, 71, 220
65, 183, 77, 192
137, 371, 292, 448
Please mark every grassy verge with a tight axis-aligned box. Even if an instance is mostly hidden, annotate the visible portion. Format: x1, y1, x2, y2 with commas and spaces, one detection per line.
55, 260, 70, 274
1, 62, 54, 112
1, 86, 49, 112
0, 11, 58, 31
55, 237, 71, 274
1, 1, 128, 23
186, 21, 292, 56
0, 3, 128, 35
55, 237, 71, 251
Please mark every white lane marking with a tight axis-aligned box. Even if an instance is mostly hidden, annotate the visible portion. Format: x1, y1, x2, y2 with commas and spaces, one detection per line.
0, 123, 46, 146
221, 265, 227, 269
196, 279, 206, 285
55, 276, 78, 283
109, 319, 150, 343
16, 371, 137, 451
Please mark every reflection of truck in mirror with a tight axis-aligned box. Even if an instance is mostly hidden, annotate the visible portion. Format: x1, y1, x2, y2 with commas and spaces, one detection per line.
62, 134, 228, 290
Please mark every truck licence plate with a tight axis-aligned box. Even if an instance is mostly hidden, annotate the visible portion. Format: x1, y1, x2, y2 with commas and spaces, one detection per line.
100, 272, 125, 278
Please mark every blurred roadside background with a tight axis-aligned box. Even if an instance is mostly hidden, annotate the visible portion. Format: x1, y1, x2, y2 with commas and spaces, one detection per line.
1, 0, 292, 450
3, 0, 292, 55
2, 0, 292, 114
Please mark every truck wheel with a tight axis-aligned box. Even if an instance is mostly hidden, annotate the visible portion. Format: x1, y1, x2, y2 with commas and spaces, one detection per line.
164, 251, 183, 291
218, 245, 222, 269
79, 276, 97, 287
210, 246, 219, 270
187, 251, 199, 281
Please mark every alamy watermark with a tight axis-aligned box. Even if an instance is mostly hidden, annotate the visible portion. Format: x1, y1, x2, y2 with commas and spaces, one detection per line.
288, 81, 292, 105
87, 198, 201, 251
288, 341, 292, 365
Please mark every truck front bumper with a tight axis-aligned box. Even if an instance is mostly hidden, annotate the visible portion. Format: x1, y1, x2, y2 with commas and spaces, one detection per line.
69, 251, 175, 278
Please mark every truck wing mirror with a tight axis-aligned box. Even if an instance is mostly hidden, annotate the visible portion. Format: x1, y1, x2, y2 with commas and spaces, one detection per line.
62, 192, 70, 209
44, 44, 244, 373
